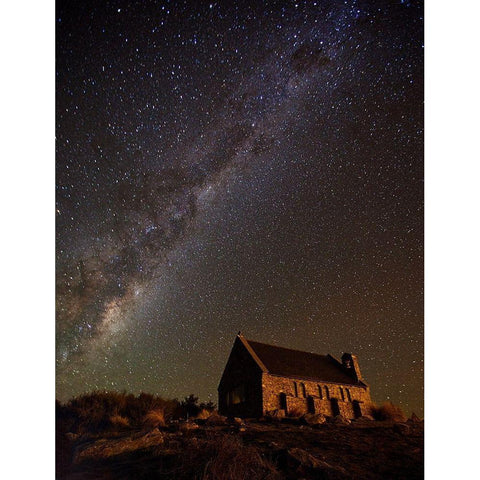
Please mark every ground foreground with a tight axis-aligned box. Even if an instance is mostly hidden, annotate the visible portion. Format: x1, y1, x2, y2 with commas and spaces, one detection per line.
57, 415, 423, 479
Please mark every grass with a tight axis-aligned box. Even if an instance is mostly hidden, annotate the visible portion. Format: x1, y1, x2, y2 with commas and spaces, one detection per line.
57, 391, 181, 435
143, 409, 166, 428
180, 433, 280, 480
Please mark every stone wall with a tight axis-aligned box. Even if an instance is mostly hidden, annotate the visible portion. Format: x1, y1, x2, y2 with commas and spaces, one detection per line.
261, 373, 372, 419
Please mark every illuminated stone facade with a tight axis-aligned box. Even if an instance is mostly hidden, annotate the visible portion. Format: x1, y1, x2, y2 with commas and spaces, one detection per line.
218, 334, 373, 419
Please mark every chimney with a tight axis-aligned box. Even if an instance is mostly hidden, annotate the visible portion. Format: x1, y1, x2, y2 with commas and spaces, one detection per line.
341, 353, 363, 382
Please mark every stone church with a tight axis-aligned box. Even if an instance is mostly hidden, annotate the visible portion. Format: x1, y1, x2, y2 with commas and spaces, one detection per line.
218, 333, 373, 419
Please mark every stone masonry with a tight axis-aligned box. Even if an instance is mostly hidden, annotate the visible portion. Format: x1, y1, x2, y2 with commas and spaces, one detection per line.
261, 373, 373, 418
218, 334, 373, 419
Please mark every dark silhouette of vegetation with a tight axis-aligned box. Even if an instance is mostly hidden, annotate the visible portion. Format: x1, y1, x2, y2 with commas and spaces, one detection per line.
56, 391, 216, 436
180, 393, 216, 418
371, 402, 407, 422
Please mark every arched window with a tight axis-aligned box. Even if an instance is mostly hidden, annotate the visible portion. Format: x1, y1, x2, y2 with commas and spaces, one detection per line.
325, 386, 330, 399
293, 381, 298, 397
301, 383, 306, 398
346, 388, 352, 402
340, 387, 345, 401
318, 385, 323, 399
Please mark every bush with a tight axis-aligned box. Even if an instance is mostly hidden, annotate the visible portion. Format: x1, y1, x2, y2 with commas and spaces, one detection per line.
57, 391, 216, 434
143, 409, 166, 428
371, 402, 406, 422
57, 391, 181, 433
180, 394, 217, 419
196, 408, 214, 420
109, 414, 130, 429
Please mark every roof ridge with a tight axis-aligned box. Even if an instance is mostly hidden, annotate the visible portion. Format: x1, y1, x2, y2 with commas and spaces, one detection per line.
245, 338, 329, 358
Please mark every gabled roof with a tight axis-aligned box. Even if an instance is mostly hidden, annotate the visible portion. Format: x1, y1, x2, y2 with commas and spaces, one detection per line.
239, 335, 363, 386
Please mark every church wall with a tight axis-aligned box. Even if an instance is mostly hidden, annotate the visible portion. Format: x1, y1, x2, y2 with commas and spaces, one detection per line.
261, 373, 372, 419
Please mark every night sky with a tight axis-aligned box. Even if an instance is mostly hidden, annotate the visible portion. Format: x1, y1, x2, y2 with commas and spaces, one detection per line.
56, 0, 423, 415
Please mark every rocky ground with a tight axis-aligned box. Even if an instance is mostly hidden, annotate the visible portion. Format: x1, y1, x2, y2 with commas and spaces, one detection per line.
57, 414, 423, 479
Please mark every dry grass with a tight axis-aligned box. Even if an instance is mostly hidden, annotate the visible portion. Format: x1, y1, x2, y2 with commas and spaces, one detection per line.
57, 391, 180, 434
181, 433, 279, 480
196, 408, 214, 420
109, 414, 130, 428
371, 402, 407, 422
143, 409, 166, 428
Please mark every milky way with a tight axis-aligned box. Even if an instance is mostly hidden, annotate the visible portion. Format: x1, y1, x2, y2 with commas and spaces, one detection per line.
56, 0, 423, 415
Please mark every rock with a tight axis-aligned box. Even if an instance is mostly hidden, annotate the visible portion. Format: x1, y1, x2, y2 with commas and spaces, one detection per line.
282, 416, 303, 425
142, 427, 162, 438
205, 414, 228, 426
359, 415, 374, 421
302, 413, 326, 425
353, 415, 374, 424
269, 441, 282, 449
179, 421, 199, 431
409, 412, 422, 423
278, 448, 349, 479
271, 409, 286, 419
393, 423, 410, 435
65, 432, 79, 441
332, 415, 351, 425
231, 417, 244, 426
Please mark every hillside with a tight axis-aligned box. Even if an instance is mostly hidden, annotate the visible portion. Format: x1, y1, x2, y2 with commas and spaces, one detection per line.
57, 410, 423, 479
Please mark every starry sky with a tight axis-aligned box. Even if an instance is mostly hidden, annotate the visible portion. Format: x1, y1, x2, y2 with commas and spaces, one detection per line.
56, 0, 423, 415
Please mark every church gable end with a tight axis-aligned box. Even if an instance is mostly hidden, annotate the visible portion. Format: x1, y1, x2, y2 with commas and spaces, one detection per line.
218, 335, 264, 417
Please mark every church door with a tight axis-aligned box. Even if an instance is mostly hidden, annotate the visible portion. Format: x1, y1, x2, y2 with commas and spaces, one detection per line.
352, 400, 362, 418
331, 398, 340, 416
307, 396, 315, 414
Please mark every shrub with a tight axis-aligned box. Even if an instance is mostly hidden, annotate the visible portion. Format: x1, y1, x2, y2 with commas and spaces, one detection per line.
196, 408, 214, 420
143, 409, 166, 428
181, 394, 201, 418
59, 391, 181, 433
109, 414, 130, 429
371, 402, 407, 422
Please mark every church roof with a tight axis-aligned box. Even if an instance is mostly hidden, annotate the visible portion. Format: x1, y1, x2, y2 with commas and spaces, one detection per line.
240, 335, 363, 386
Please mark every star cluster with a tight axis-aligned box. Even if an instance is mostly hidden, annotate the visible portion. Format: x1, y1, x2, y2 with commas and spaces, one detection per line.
56, 0, 423, 415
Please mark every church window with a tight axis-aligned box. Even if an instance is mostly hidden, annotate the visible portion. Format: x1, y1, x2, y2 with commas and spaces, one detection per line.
227, 384, 246, 405
318, 385, 323, 399
346, 388, 352, 401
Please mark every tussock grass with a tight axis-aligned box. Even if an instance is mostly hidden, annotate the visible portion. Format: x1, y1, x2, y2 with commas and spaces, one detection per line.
57, 391, 179, 434
181, 433, 279, 480
196, 408, 215, 420
109, 414, 130, 428
143, 409, 166, 428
